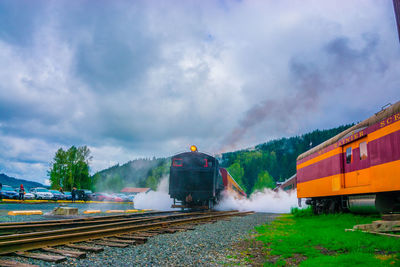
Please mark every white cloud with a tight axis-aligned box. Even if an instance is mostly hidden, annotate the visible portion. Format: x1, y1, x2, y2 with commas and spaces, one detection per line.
0, 0, 399, 181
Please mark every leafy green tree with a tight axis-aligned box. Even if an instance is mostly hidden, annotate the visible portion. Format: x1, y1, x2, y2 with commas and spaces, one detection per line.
253, 170, 275, 192
48, 148, 68, 190
48, 146, 92, 191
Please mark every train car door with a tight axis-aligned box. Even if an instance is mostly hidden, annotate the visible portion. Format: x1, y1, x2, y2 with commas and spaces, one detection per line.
343, 137, 371, 188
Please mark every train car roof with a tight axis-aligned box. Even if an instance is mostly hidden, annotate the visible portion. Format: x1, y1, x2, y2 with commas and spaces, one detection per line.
297, 100, 400, 161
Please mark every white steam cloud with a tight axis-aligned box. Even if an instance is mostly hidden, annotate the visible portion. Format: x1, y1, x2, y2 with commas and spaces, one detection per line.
134, 177, 304, 213
134, 176, 176, 211
215, 189, 301, 213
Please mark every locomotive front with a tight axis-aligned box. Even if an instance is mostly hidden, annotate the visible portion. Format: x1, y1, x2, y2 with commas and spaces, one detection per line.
169, 146, 224, 209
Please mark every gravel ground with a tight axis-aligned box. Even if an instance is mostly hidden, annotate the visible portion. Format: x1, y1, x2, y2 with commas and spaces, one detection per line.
1, 212, 277, 266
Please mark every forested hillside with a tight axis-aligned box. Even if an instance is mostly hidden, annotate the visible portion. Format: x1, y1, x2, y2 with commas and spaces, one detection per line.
92, 158, 170, 192
92, 124, 352, 194
221, 124, 353, 194
0, 173, 45, 190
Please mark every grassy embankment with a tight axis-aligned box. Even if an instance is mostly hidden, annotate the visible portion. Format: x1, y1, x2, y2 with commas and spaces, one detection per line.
241, 208, 400, 266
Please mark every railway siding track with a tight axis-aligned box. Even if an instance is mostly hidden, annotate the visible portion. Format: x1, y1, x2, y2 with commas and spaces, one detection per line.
0, 210, 252, 266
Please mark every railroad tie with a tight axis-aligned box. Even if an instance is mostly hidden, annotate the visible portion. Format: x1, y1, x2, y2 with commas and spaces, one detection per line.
14, 251, 67, 263
163, 229, 178, 233
0, 259, 39, 267
133, 232, 157, 237
104, 238, 137, 245
41, 247, 86, 259
171, 226, 195, 231
86, 240, 129, 248
144, 229, 167, 234
117, 235, 147, 244
64, 244, 104, 253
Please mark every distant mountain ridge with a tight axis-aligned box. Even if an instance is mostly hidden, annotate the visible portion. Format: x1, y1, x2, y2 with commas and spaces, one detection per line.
0, 173, 45, 190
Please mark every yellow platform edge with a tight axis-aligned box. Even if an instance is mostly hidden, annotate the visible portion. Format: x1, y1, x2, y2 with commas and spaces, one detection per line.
8, 210, 43, 216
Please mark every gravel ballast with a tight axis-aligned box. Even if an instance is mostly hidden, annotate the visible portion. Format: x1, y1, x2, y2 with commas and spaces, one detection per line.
1, 212, 276, 266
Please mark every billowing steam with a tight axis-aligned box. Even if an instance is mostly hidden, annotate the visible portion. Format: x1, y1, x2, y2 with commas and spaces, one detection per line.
134, 176, 175, 211
134, 177, 303, 213
215, 188, 301, 213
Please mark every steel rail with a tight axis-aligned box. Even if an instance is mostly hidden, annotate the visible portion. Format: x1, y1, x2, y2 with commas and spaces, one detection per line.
0, 214, 185, 234
0, 216, 167, 235
0, 210, 178, 227
0, 211, 252, 255
0, 211, 212, 242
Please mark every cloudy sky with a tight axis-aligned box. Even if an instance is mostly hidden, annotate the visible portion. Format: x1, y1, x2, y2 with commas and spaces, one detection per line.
0, 0, 399, 184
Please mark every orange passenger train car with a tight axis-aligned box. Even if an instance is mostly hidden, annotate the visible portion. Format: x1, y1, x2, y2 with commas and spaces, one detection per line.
296, 101, 400, 214
220, 168, 247, 198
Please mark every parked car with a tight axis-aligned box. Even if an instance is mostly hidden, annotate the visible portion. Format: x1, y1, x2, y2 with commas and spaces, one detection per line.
24, 192, 35, 200
63, 192, 72, 200
30, 187, 53, 200
115, 194, 131, 202
92, 193, 114, 202
127, 194, 135, 202
50, 190, 65, 200
0, 185, 18, 199
76, 189, 94, 201
111, 195, 123, 202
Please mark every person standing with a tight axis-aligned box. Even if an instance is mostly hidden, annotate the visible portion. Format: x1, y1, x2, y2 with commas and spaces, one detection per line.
19, 184, 24, 201
71, 187, 76, 203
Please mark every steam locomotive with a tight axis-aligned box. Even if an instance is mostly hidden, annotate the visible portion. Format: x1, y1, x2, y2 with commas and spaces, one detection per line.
169, 145, 246, 209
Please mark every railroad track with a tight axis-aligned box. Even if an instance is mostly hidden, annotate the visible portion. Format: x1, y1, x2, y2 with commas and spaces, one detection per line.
0, 210, 252, 266
0, 210, 180, 235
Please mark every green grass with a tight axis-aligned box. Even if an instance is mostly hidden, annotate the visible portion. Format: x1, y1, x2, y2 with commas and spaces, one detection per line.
254, 211, 400, 266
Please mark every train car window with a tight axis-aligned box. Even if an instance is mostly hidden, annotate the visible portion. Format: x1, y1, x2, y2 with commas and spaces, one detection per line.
284, 185, 293, 191
360, 142, 368, 160
172, 158, 183, 167
346, 147, 352, 164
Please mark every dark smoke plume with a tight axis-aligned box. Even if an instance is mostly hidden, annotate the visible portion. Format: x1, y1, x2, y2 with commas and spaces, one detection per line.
220, 61, 322, 153
220, 34, 382, 153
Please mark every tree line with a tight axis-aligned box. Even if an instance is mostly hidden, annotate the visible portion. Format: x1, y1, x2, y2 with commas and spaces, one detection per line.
221, 124, 353, 195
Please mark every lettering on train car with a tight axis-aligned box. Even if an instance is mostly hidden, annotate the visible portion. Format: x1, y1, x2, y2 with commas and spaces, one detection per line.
380, 112, 400, 128
335, 130, 364, 147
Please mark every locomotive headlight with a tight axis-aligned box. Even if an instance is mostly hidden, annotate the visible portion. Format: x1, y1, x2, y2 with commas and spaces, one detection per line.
190, 145, 198, 152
